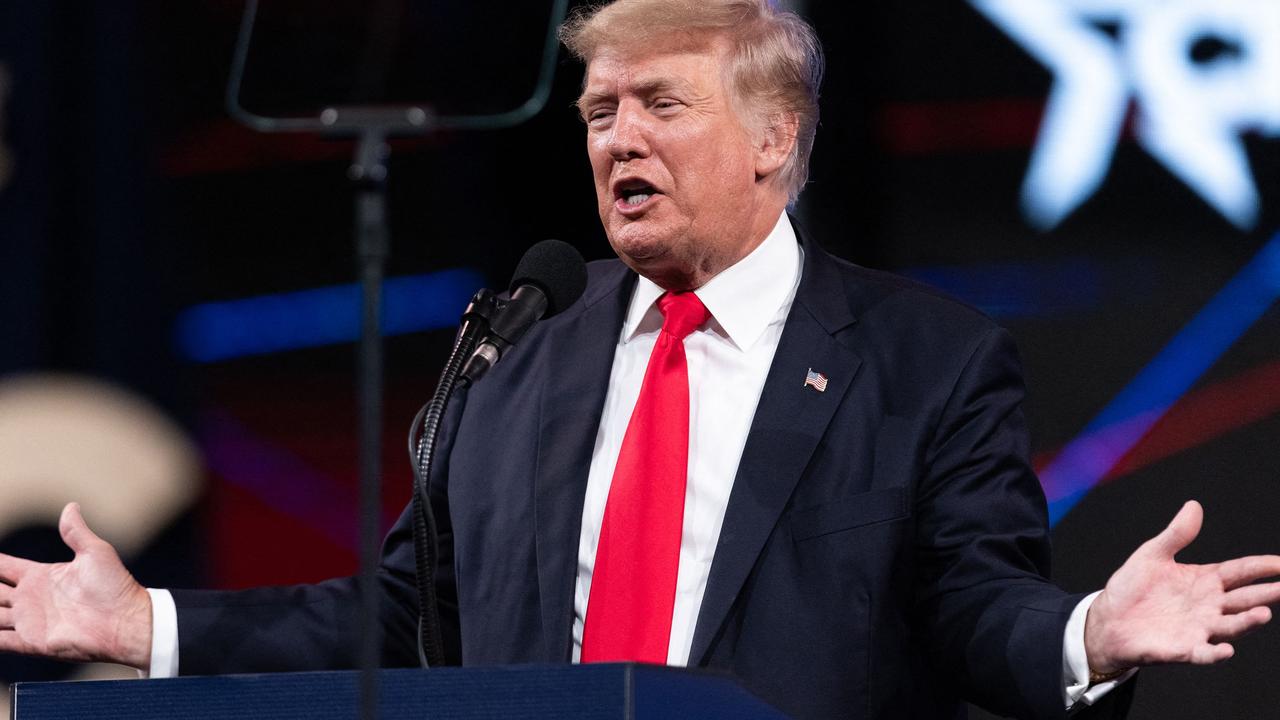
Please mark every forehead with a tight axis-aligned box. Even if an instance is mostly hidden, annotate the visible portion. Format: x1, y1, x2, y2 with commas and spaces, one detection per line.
582, 41, 730, 98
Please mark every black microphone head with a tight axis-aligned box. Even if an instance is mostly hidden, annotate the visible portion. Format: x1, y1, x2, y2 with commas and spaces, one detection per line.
509, 239, 588, 318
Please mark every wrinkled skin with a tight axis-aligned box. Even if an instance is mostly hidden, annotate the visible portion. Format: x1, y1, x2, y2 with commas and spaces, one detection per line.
0, 503, 151, 669
1085, 501, 1280, 674
581, 39, 793, 291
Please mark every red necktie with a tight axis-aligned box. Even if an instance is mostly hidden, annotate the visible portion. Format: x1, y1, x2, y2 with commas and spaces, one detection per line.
581, 291, 710, 664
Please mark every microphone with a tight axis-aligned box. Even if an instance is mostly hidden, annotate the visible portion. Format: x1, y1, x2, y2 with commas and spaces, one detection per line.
461, 239, 587, 385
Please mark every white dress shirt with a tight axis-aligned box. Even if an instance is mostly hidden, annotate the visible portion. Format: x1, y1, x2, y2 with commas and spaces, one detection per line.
149, 210, 1125, 708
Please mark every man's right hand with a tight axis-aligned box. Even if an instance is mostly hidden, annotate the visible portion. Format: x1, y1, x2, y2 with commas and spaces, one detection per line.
0, 502, 153, 670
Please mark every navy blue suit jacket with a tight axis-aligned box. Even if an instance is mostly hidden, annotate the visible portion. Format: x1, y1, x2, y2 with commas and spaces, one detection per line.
173, 226, 1133, 719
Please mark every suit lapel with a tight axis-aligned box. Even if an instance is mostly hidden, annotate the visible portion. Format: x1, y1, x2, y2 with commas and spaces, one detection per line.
689, 232, 863, 664
533, 264, 633, 662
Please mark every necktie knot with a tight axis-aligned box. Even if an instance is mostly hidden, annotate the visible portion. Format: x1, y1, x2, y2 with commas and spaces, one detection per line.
657, 292, 709, 340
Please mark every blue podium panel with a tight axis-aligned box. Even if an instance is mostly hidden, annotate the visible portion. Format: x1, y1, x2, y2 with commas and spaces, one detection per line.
11, 664, 789, 719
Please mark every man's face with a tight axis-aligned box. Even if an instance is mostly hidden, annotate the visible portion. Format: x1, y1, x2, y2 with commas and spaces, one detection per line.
580, 41, 780, 290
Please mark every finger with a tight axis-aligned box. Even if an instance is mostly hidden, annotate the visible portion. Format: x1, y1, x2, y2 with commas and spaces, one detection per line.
1211, 606, 1273, 641
1222, 580, 1280, 612
1217, 556, 1280, 590
1144, 500, 1203, 559
0, 583, 11, 607
0, 553, 33, 584
0, 606, 10, 629
59, 502, 102, 554
1189, 642, 1234, 665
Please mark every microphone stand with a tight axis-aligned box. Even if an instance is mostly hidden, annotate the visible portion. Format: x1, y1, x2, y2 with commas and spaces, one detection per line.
223, 2, 569, 718
407, 289, 497, 667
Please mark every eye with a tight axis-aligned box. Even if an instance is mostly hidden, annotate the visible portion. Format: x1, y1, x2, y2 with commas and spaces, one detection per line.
586, 108, 615, 128
652, 98, 683, 113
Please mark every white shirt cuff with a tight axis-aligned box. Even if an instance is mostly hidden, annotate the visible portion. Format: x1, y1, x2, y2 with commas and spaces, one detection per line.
143, 588, 179, 679
1063, 590, 1137, 708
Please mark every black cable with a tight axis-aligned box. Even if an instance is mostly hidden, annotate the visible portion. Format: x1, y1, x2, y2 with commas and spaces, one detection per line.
407, 290, 496, 667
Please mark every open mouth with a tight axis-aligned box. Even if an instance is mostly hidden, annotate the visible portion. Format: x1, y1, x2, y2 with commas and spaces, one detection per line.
614, 179, 661, 208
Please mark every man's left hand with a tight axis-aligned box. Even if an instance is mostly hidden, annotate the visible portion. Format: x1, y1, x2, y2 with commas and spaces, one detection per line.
1085, 500, 1280, 677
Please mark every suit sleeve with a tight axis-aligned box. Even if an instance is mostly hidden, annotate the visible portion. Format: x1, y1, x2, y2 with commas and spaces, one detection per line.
911, 326, 1132, 720
170, 528, 420, 674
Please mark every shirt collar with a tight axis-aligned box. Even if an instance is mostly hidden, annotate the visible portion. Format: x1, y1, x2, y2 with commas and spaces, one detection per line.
621, 211, 801, 351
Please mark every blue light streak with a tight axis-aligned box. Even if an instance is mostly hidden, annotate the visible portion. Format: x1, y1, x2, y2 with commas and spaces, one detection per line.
1044, 232, 1280, 524
903, 258, 1105, 318
176, 267, 486, 363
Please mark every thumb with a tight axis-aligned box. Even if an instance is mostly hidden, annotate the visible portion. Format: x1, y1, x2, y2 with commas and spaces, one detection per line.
59, 502, 102, 555
1147, 500, 1203, 559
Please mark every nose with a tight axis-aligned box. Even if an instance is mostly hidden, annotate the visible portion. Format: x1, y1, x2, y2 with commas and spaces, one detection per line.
605, 102, 650, 162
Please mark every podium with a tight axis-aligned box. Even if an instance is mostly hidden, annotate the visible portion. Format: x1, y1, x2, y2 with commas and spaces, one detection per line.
10, 664, 789, 719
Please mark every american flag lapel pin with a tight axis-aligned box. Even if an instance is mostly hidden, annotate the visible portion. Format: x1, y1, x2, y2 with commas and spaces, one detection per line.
804, 368, 828, 392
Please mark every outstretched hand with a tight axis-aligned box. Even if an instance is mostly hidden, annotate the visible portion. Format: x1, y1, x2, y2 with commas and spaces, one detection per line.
1085, 500, 1280, 676
0, 502, 153, 669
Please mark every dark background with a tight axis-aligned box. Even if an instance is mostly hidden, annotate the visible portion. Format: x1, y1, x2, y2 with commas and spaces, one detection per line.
0, 2, 1277, 717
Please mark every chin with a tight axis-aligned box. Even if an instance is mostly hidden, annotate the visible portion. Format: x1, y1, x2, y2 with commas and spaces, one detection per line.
615, 249, 700, 290
607, 222, 673, 263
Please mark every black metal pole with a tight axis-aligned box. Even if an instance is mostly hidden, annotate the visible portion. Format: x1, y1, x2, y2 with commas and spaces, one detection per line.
222, 6, 571, 716
352, 131, 390, 720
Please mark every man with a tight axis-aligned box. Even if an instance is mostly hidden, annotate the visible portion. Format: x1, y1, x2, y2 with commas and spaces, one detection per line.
2, 1, 1279, 718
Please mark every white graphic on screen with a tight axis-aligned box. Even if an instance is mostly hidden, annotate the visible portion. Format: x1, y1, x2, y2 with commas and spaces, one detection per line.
969, 0, 1280, 230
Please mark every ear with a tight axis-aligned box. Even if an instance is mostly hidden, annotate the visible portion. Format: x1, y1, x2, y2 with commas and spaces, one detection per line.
753, 111, 799, 181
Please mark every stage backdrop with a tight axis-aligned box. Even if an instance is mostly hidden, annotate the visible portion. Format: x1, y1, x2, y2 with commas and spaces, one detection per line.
0, 2, 1276, 718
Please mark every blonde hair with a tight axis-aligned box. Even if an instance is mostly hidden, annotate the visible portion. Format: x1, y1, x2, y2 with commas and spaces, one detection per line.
560, 0, 824, 203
